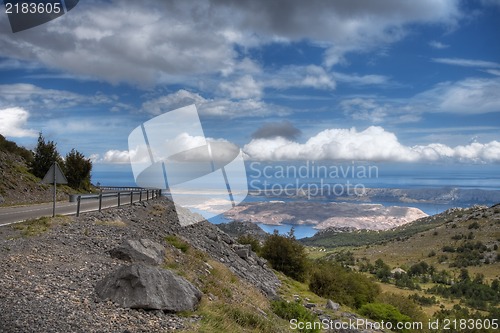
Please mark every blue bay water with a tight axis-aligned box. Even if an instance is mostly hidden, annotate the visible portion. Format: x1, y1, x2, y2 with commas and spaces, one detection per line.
91, 162, 500, 239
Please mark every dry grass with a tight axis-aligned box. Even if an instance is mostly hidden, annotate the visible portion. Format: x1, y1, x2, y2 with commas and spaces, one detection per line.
162, 238, 291, 333
12, 216, 71, 237
352, 215, 500, 282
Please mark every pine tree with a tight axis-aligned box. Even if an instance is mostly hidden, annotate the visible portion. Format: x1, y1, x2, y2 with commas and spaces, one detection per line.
64, 148, 92, 190
30, 132, 63, 179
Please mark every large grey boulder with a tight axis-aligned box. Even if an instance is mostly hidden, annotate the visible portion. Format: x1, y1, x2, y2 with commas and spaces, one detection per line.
95, 264, 202, 312
109, 239, 165, 266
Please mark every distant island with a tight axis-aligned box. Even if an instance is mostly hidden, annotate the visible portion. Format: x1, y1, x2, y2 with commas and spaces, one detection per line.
224, 201, 427, 230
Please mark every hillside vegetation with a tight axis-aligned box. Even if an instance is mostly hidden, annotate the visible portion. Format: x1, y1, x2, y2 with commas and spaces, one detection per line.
301, 205, 488, 248
308, 204, 500, 329
0, 134, 92, 206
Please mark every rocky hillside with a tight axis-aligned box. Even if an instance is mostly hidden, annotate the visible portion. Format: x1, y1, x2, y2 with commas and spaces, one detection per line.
0, 198, 280, 332
0, 138, 71, 206
1, 197, 394, 332
301, 204, 497, 248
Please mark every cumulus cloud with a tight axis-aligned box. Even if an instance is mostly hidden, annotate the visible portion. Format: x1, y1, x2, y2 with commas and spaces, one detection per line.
252, 121, 302, 140
0, 0, 462, 85
243, 126, 500, 163
102, 150, 131, 164
101, 133, 239, 164
0, 107, 37, 137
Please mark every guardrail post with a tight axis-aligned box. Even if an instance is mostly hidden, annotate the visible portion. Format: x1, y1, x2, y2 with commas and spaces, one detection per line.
139, 190, 142, 201
76, 195, 81, 217
130, 191, 133, 205
118, 192, 121, 207
98, 193, 102, 212
147, 190, 149, 201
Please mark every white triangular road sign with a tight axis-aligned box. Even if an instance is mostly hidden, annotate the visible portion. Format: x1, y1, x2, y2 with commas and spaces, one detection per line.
42, 162, 68, 184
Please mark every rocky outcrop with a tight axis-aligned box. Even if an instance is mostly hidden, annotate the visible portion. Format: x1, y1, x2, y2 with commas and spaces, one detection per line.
95, 263, 202, 312
216, 221, 269, 242
169, 219, 280, 298
326, 299, 340, 311
109, 239, 165, 266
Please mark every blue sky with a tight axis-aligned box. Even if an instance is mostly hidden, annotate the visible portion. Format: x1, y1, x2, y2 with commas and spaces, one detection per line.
0, 0, 499, 169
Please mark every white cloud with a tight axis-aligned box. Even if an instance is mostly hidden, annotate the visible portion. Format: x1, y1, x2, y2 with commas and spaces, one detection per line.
141, 90, 290, 118
100, 133, 239, 164
0, 83, 116, 111
340, 97, 421, 124
265, 65, 336, 90
243, 126, 500, 163
341, 77, 500, 124
102, 150, 131, 164
432, 58, 500, 68
484, 69, 500, 76
416, 78, 500, 114
341, 98, 389, 123
333, 72, 390, 86
219, 75, 263, 99
429, 41, 449, 49
0, 107, 37, 138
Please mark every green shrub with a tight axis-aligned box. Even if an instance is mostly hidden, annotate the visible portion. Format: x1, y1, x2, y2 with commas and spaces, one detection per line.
165, 235, 190, 253
237, 234, 262, 255
468, 221, 480, 229
309, 261, 379, 309
271, 300, 319, 333
359, 303, 411, 329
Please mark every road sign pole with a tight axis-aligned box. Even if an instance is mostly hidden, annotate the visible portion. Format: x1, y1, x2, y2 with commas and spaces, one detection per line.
42, 162, 67, 218
53, 162, 56, 217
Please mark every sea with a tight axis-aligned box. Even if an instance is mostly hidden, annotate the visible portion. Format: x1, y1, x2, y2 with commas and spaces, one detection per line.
91, 161, 500, 239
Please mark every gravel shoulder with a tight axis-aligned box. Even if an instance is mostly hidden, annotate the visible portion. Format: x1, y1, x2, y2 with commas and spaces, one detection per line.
0, 199, 194, 333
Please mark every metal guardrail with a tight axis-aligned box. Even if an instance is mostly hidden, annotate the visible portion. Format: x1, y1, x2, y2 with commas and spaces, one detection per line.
75, 188, 162, 217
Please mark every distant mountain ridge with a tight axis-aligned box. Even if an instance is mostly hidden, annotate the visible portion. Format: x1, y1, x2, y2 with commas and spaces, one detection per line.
300, 204, 495, 248
250, 186, 500, 205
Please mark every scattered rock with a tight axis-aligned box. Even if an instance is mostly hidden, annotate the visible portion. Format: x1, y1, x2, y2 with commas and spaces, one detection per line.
109, 239, 165, 266
326, 299, 340, 311
305, 302, 316, 309
216, 221, 269, 242
233, 244, 251, 259
95, 263, 202, 312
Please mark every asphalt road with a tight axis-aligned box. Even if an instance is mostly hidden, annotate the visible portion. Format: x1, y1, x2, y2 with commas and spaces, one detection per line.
0, 192, 152, 226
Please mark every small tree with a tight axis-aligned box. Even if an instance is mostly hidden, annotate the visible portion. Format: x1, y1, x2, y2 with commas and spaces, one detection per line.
261, 229, 309, 282
30, 132, 63, 179
64, 148, 92, 190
